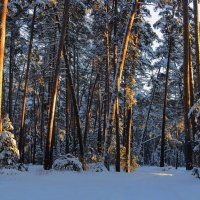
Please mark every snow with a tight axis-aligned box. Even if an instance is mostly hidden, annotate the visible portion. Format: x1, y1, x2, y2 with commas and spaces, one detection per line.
0, 166, 199, 200
53, 154, 83, 172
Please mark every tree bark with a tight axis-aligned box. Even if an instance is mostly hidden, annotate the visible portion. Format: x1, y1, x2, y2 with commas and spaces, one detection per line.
97, 80, 102, 155
182, 0, 193, 170
65, 77, 70, 154
40, 81, 44, 152
44, 0, 69, 170
8, 27, 14, 122
126, 107, 132, 173
104, 1, 140, 170
32, 89, 39, 164
103, 1, 110, 147
160, 39, 172, 167
19, 6, 37, 162
189, 44, 196, 140
63, 46, 85, 169
193, 0, 200, 93
84, 72, 98, 147
113, 0, 120, 172
139, 67, 161, 159
0, 0, 8, 133
64, 0, 70, 154
53, 2, 85, 168
123, 72, 127, 147
115, 98, 120, 171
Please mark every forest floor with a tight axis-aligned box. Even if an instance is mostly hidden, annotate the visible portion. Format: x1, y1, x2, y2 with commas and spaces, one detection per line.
0, 165, 199, 200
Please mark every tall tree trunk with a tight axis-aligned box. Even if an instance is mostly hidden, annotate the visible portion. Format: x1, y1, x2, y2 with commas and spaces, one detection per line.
0, 0, 8, 133
54, 3, 85, 168
103, 1, 110, 147
44, 0, 69, 170
139, 67, 161, 159
71, 108, 76, 155
189, 44, 196, 140
104, 1, 140, 170
63, 46, 85, 168
175, 128, 180, 169
65, 77, 70, 154
182, 0, 193, 170
115, 98, 120, 171
40, 82, 44, 152
126, 107, 132, 173
13, 65, 25, 124
76, 51, 80, 107
160, 39, 172, 167
97, 80, 102, 155
84, 73, 98, 147
32, 89, 39, 164
123, 72, 127, 147
113, 0, 120, 172
8, 28, 14, 122
64, 0, 70, 154
193, 0, 200, 93
19, 6, 37, 162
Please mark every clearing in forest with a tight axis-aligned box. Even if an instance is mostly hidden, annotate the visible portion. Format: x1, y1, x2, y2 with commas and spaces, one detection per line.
0, 166, 199, 200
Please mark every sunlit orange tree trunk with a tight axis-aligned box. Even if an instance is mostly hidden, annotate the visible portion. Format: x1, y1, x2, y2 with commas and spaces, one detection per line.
0, 0, 8, 133
182, 0, 193, 170
113, 0, 121, 172
54, 2, 85, 169
44, 0, 70, 170
104, 1, 140, 170
193, 0, 200, 93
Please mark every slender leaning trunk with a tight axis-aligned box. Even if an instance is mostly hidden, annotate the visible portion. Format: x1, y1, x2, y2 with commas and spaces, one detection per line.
63, 47, 85, 169
54, 2, 85, 168
44, 0, 69, 170
19, 6, 37, 162
84, 74, 98, 147
139, 67, 161, 159
113, 0, 120, 172
104, 1, 140, 170
160, 39, 172, 167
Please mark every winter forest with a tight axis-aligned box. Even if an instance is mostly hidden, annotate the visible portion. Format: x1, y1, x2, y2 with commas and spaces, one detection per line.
0, 0, 200, 200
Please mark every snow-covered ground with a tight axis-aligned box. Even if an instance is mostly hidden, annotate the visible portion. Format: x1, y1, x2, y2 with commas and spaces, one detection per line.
0, 166, 199, 200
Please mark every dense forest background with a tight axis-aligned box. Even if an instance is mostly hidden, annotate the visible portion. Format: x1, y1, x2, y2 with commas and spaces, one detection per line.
0, 0, 200, 173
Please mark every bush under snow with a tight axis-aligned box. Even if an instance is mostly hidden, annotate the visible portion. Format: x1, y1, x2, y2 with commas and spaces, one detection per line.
90, 162, 108, 172
0, 131, 19, 168
53, 154, 83, 172
0, 115, 27, 171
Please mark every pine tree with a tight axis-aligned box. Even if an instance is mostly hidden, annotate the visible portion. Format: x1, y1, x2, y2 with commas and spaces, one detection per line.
182, 0, 193, 170
0, 0, 8, 133
44, 0, 71, 170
